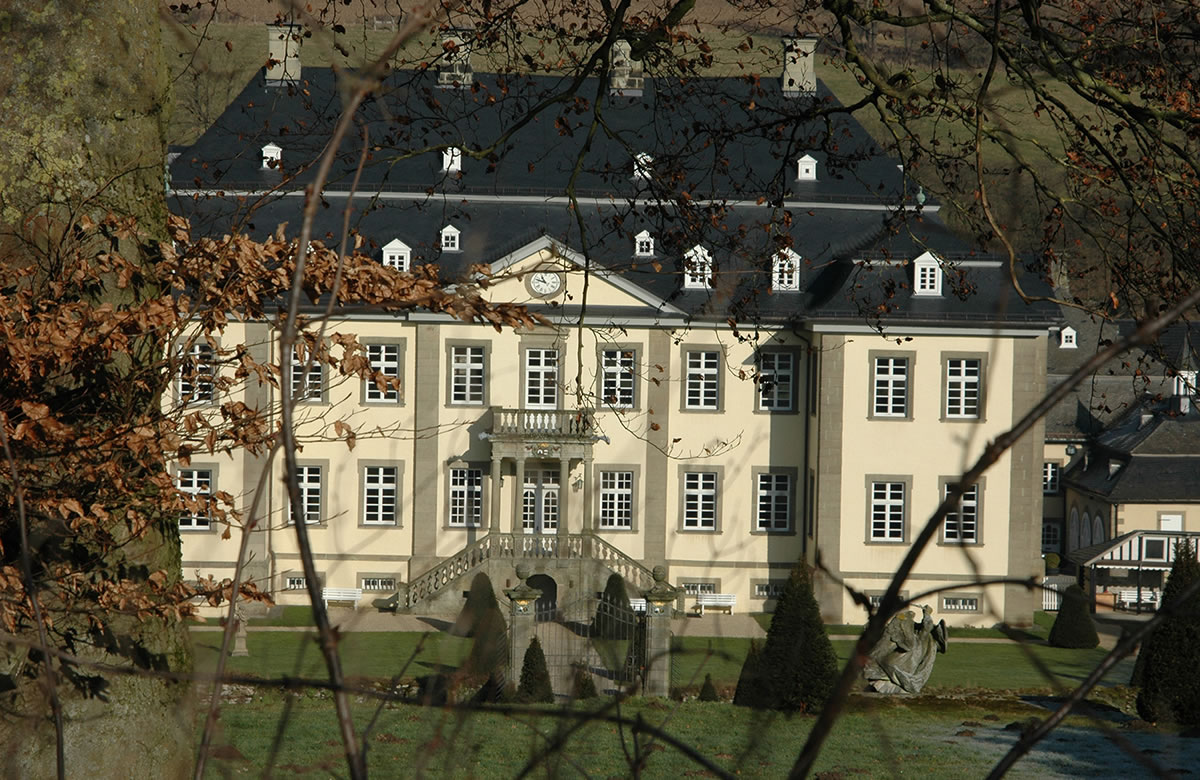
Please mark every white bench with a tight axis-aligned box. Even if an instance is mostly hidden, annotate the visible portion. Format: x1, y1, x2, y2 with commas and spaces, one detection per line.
322, 587, 363, 609
629, 598, 647, 614
692, 593, 736, 616
1116, 588, 1158, 610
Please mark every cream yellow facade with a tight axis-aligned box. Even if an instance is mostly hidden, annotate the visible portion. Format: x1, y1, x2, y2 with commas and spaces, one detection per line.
176, 243, 1049, 627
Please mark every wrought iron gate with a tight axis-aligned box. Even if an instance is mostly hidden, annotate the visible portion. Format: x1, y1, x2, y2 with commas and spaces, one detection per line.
531, 596, 646, 696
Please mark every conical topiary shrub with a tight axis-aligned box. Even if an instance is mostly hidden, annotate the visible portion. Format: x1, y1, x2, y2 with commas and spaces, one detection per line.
732, 639, 764, 708
452, 573, 500, 637
517, 637, 554, 703
1136, 540, 1200, 724
755, 565, 838, 712
698, 673, 719, 702
1048, 585, 1099, 648
571, 662, 598, 700
595, 573, 635, 640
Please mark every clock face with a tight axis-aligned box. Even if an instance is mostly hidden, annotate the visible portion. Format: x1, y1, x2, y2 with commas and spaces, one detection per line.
529, 271, 562, 296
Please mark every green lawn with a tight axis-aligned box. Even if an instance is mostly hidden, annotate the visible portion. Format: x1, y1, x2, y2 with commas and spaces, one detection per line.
194, 627, 1132, 695
191, 630, 472, 682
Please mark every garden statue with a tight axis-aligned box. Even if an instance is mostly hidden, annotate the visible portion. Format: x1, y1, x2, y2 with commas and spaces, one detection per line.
863, 605, 947, 694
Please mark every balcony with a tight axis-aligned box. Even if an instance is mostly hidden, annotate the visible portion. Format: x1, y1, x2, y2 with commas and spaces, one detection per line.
485, 407, 601, 459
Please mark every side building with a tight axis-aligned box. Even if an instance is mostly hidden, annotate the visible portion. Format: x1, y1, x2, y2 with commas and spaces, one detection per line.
169, 28, 1056, 625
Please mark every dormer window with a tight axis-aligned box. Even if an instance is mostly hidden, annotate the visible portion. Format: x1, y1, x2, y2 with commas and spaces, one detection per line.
440, 225, 461, 252
772, 249, 801, 291
796, 154, 817, 182
633, 152, 653, 181
443, 147, 462, 173
634, 230, 654, 257
1059, 326, 1077, 349
912, 251, 942, 296
683, 245, 712, 289
262, 143, 282, 170
382, 238, 411, 271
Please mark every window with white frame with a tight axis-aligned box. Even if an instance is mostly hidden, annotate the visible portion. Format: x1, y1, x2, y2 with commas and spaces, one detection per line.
525, 348, 559, 409
363, 466, 398, 525
796, 154, 817, 181
758, 351, 794, 411
291, 465, 322, 524
291, 347, 324, 402
1059, 326, 1077, 348
634, 230, 654, 257
681, 582, 717, 595
772, 249, 800, 291
381, 239, 411, 271
285, 576, 307, 590
449, 345, 485, 405
1043, 462, 1060, 494
448, 467, 483, 527
869, 481, 905, 542
361, 577, 397, 591
945, 358, 981, 418
600, 349, 635, 408
179, 342, 215, 404
914, 252, 942, 295
942, 595, 979, 612
1041, 522, 1061, 552
685, 350, 720, 409
754, 582, 786, 598
683, 245, 712, 289
440, 225, 460, 251
872, 356, 909, 417
363, 344, 401, 403
598, 470, 633, 529
943, 483, 979, 544
633, 152, 653, 180
262, 142, 282, 169
682, 472, 718, 530
756, 473, 791, 531
443, 146, 462, 173
178, 468, 212, 530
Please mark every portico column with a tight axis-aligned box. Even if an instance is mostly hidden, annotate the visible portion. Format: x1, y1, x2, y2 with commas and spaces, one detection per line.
513, 457, 526, 534
558, 456, 570, 538
489, 455, 502, 532
582, 455, 593, 532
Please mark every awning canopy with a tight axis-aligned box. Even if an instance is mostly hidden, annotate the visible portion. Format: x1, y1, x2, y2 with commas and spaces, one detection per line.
1067, 529, 1200, 571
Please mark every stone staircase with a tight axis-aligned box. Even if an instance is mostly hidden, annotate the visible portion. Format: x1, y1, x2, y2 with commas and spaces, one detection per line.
403, 533, 656, 612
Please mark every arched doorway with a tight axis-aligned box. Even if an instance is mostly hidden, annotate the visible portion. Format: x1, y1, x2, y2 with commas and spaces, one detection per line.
527, 574, 558, 620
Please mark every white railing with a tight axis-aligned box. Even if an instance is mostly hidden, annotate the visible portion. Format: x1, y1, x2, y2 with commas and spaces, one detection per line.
405, 532, 654, 609
1041, 575, 1076, 611
491, 407, 595, 438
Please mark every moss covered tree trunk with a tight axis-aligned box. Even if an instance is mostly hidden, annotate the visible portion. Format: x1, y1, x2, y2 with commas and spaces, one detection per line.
0, 4, 193, 777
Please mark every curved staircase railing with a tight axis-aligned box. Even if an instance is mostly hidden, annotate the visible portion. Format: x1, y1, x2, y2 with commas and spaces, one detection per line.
404, 532, 655, 609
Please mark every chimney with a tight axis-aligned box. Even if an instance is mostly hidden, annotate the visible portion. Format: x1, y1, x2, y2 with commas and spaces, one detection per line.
266, 23, 302, 84
1173, 371, 1195, 414
782, 37, 817, 96
438, 28, 473, 88
610, 40, 644, 95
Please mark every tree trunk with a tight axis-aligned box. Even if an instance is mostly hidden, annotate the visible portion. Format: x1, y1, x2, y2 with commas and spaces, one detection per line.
0, 3, 193, 778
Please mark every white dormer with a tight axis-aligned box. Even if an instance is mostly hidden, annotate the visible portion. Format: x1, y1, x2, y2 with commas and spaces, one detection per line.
634, 230, 654, 257
912, 251, 942, 296
382, 238, 411, 271
440, 224, 461, 252
772, 248, 801, 291
633, 152, 653, 181
262, 143, 282, 170
1059, 325, 1077, 349
796, 154, 818, 182
443, 147, 462, 173
683, 245, 712, 289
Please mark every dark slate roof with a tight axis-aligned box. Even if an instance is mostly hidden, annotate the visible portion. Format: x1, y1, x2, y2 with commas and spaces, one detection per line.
1045, 314, 1200, 439
169, 66, 1060, 328
1063, 400, 1200, 501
